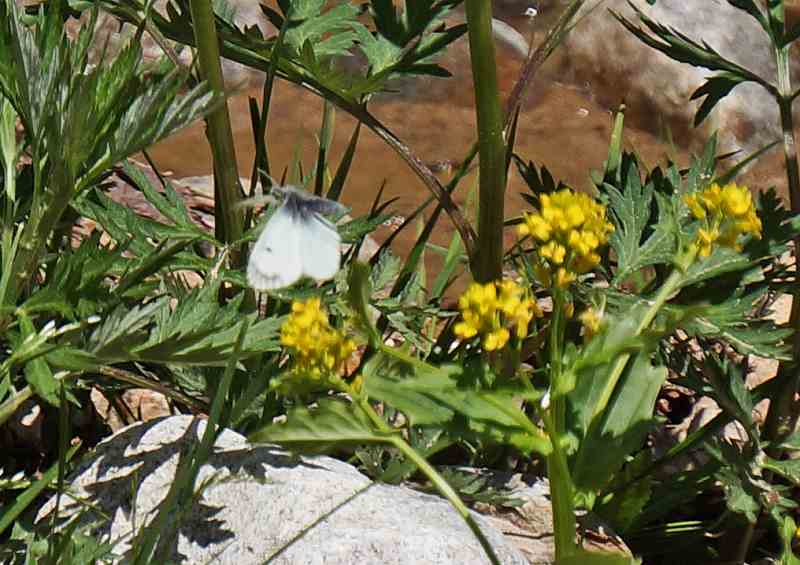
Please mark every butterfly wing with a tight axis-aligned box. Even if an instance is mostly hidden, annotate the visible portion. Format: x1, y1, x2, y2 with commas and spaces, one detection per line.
299, 213, 341, 282
247, 205, 303, 290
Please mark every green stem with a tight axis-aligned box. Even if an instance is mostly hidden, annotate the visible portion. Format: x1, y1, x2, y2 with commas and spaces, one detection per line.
589, 249, 695, 424
9, 166, 73, 302
766, 38, 800, 446
188, 0, 244, 265
464, 0, 506, 282
749, 26, 800, 564
546, 291, 578, 559
543, 410, 577, 559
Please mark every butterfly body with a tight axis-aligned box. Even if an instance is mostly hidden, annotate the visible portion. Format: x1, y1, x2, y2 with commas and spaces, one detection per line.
247, 186, 346, 290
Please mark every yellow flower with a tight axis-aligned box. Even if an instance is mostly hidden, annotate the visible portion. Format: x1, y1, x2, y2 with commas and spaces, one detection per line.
454, 279, 540, 352
579, 308, 602, 339
683, 182, 761, 257
518, 188, 613, 288
280, 298, 355, 379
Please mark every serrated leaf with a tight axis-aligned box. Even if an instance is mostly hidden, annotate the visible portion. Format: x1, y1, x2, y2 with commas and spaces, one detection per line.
606, 288, 791, 359
763, 457, 800, 486
364, 356, 551, 456
701, 353, 755, 436
717, 465, 761, 522
283, 3, 362, 57
613, 4, 763, 87
121, 160, 206, 236
604, 161, 677, 283
690, 72, 747, 126
87, 300, 162, 359
354, 25, 402, 75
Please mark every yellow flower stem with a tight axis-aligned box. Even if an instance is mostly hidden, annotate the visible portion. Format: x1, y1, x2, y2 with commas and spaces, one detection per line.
542, 408, 577, 560
545, 289, 578, 559
589, 245, 697, 427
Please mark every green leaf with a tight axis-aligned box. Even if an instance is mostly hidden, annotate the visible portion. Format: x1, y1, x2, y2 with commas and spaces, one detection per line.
19, 315, 59, 406
354, 25, 402, 75
763, 457, 800, 486
121, 160, 207, 237
613, 4, 765, 90
708, 442, 762, 522
363, 354, 455, 426
690, 72, 747, 126
364, 356, 551, 456
565, 311, 648, 429
778, 516, 800, 565
603, 161, 677, 283
702, 353, 754, 430
347, 261, 381, 347
606, 288, 791, 359
248, 397, 393, 452
283, 2, 362, 57
572, 354, 667, 491
779, 431, 800, 451
596, 451, 653, 533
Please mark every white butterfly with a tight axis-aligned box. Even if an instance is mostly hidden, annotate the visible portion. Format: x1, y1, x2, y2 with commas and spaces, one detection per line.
246, 186, 347, 291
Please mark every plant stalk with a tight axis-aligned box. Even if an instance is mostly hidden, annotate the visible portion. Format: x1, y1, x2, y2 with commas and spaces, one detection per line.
545, 291, 578, 559
589, 246, 696, 426
744, 17, 800, 564
464, 0, 507, 282
188, 0, 244, 264
766, 39, 800, 445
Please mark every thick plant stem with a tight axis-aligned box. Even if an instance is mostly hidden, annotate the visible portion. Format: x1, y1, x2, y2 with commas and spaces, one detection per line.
188, 0, 244, 264
766, 42, 800, 445
745, 32, 800, 565
546, 291, 578, 559
544, 411, 577, 560
464, 0, 507, 282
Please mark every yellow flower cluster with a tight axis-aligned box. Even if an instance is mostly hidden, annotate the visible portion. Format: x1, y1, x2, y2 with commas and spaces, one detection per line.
518, 189, 614, 288
454, 279, 542, 351
280, 298, 355, 378
683, 182, 762, 257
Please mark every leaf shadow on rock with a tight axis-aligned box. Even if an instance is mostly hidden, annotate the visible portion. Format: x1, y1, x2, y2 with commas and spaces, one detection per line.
37, 416, 341, 559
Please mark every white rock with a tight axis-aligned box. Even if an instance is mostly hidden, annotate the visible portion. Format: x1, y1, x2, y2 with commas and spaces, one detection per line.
37, 415, 529, 564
